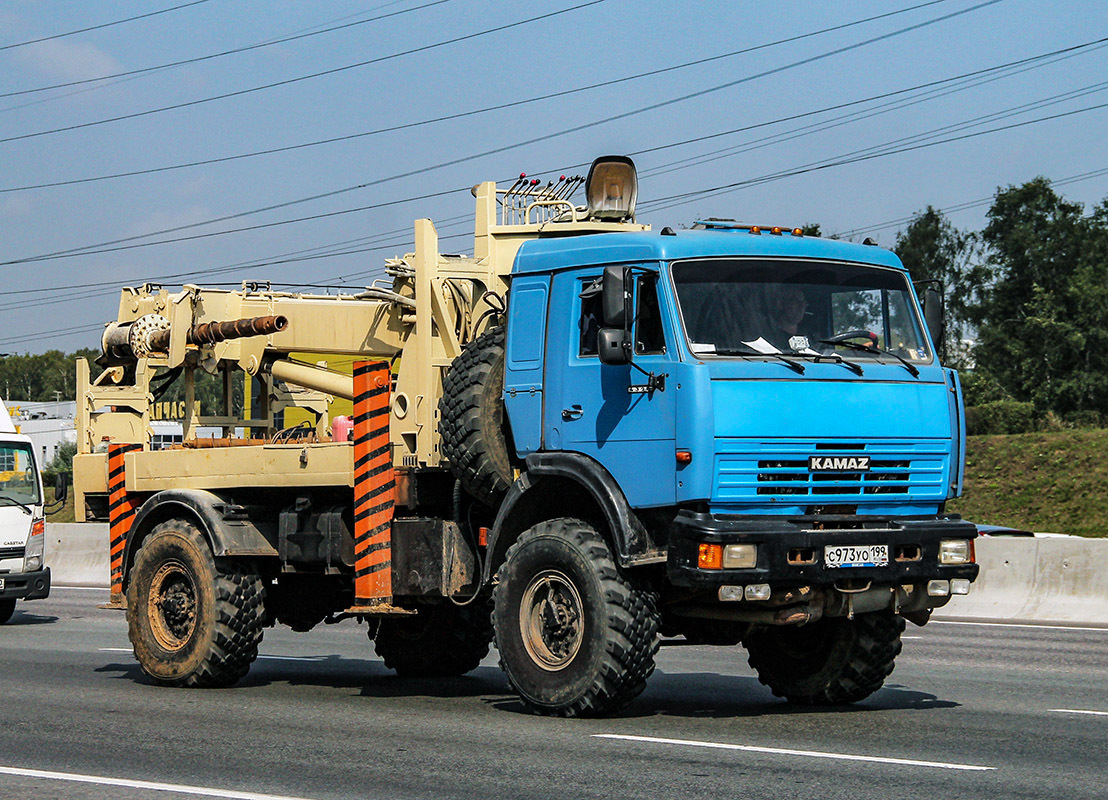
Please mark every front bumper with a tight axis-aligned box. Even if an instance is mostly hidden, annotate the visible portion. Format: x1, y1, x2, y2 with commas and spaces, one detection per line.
0, 567, 51, 600
668, 511, 978, 590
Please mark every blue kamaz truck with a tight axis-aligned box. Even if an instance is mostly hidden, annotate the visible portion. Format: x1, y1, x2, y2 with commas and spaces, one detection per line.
75, 156, 978, 717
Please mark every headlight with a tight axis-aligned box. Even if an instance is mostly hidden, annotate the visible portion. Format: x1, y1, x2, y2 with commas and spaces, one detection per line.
939, 538, 974, 565
722, 544, 757, 569
24, 518, 44, 572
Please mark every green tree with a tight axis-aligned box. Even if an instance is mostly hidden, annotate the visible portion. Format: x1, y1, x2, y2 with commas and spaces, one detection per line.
894, 206, 978, 365
42, 440, 77, 480
972, 178, 1108, 415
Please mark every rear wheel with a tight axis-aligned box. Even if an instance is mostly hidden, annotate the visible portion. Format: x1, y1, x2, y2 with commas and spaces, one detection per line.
0, 598, 15, 625
493, 519, 659, 717
373, 601, 493, 677
127, 519, 265, 687
743, 610, 903, 704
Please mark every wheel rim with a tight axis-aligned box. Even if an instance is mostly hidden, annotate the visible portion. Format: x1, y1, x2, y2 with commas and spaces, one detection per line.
147, 559, 197, 651
519, 569, 583, 671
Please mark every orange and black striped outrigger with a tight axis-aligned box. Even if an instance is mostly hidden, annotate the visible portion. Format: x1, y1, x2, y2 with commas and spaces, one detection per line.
107, 442, 143, 607
350, 360, 396, 608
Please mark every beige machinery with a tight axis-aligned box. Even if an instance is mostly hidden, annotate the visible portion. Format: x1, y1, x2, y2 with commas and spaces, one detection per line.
74, 171, 647, 519
73, 158, 659, 714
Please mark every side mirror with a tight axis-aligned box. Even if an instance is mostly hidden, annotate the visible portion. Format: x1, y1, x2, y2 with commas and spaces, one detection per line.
922, 286, 945, 351
54, 472, 69, 505
598, 328, 631, 365
601, 265, 630, 328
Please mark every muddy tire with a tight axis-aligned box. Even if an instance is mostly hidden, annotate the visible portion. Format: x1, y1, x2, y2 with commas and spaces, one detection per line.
439, 327, 515, 505
744, 610, 904, 704
374, 601, 493, 677
126, 518, 265, 687
0, 598, 15, 625
493, 519, 659, 717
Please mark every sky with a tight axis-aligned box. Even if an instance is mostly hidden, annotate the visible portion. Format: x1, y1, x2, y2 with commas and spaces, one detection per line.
1, 0, 1106, 354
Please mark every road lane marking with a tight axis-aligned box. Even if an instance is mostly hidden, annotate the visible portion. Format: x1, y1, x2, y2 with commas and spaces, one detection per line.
931, 620, 1108, 633
1052, 709, 1108, 717
99, 647, 328, 663
0, 765, 317, 800
593, 734, 995, 772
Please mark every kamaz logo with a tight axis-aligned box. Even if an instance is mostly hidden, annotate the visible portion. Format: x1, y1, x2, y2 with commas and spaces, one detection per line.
808, 456, 871, 471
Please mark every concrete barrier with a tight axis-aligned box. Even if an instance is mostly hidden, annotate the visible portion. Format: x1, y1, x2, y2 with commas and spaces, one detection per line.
938, 535, 1108, 624
45, 523, 1107, 624
46, 523, 109, 588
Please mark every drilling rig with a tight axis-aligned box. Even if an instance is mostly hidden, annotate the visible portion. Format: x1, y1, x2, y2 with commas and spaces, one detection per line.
75, 156, 978, 716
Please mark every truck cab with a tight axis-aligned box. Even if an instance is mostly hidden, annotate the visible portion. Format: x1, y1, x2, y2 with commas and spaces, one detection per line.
503, 224, 976, 618
0, 400, 50, 624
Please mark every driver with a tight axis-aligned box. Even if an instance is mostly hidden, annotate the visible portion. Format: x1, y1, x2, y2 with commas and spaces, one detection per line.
765, 285, 810, 351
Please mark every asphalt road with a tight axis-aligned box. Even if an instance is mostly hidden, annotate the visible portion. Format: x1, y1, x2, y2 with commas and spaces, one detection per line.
2, 588, 1106, 800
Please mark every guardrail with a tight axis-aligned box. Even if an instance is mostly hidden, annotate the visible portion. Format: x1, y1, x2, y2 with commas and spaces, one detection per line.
45, 524, 1108, 624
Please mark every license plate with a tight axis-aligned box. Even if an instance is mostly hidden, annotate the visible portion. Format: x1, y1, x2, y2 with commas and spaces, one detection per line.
824, 544, 888, 568
0, 578, 5, 591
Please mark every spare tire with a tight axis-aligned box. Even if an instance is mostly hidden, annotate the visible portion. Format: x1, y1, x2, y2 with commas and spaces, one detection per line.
439, 327, 516, 505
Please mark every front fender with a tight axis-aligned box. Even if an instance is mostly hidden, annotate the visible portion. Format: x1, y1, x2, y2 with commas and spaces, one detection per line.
482, 452, 663, 583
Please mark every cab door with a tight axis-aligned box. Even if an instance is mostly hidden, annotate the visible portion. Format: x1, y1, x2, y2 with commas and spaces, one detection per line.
544, 267, 677, 507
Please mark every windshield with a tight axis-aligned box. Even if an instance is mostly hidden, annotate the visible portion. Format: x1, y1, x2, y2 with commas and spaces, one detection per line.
0, 443, 41, 506
672, 258, 932, 363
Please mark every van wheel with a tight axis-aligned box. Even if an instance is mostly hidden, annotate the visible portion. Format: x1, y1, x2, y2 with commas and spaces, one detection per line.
0, 598, 15, 624
127, 519, 265, 687
743, 610, 903, 704
493, 519, 659, 717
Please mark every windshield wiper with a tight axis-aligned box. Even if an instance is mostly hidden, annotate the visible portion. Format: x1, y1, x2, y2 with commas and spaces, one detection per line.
820, 339, 920, 378
813, 352, 863, 376
711, 346, 806, 374
0, 496, 33, 515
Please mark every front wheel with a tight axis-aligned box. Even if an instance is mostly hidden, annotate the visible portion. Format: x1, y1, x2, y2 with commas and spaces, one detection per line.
743, 610, 904, 704
127, 519, 265, 687
0, 598, 15, 625
493, 519, 659, 717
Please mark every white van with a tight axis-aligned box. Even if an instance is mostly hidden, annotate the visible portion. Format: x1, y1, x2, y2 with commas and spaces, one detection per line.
0, 399, 50, 624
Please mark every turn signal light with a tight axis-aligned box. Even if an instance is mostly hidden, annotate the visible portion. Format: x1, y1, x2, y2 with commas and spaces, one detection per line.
698, 543, 723, 570
676, 450, 692, 464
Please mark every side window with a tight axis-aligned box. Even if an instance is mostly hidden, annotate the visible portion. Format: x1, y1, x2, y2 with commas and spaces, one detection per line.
578, 277, 602, 357
635, 276, 666, 355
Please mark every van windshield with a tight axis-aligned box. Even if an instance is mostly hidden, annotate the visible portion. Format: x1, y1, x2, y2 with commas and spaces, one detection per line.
671, 258, 933, 363
0, 443, 41, 506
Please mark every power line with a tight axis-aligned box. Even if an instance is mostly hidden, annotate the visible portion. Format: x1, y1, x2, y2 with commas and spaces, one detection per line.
0, 0, 961, 192
0, 0, 455, 99
0, 0, 213, 52
0, 1, 428, 116
833, 165, 1108, 238
640, 99, 1108, 215
0, 0, 1004, 267
0, 213, 475, 314
0, 0, 610, 146
0, 229, 481, 345
640, 62, 1108, 183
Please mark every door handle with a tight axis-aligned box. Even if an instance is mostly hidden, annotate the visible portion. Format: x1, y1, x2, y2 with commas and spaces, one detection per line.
561, 405, 583, 421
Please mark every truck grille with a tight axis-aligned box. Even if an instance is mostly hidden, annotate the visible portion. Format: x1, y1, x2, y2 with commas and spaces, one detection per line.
0, 546, 25, 561
715, 441, 948, 503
